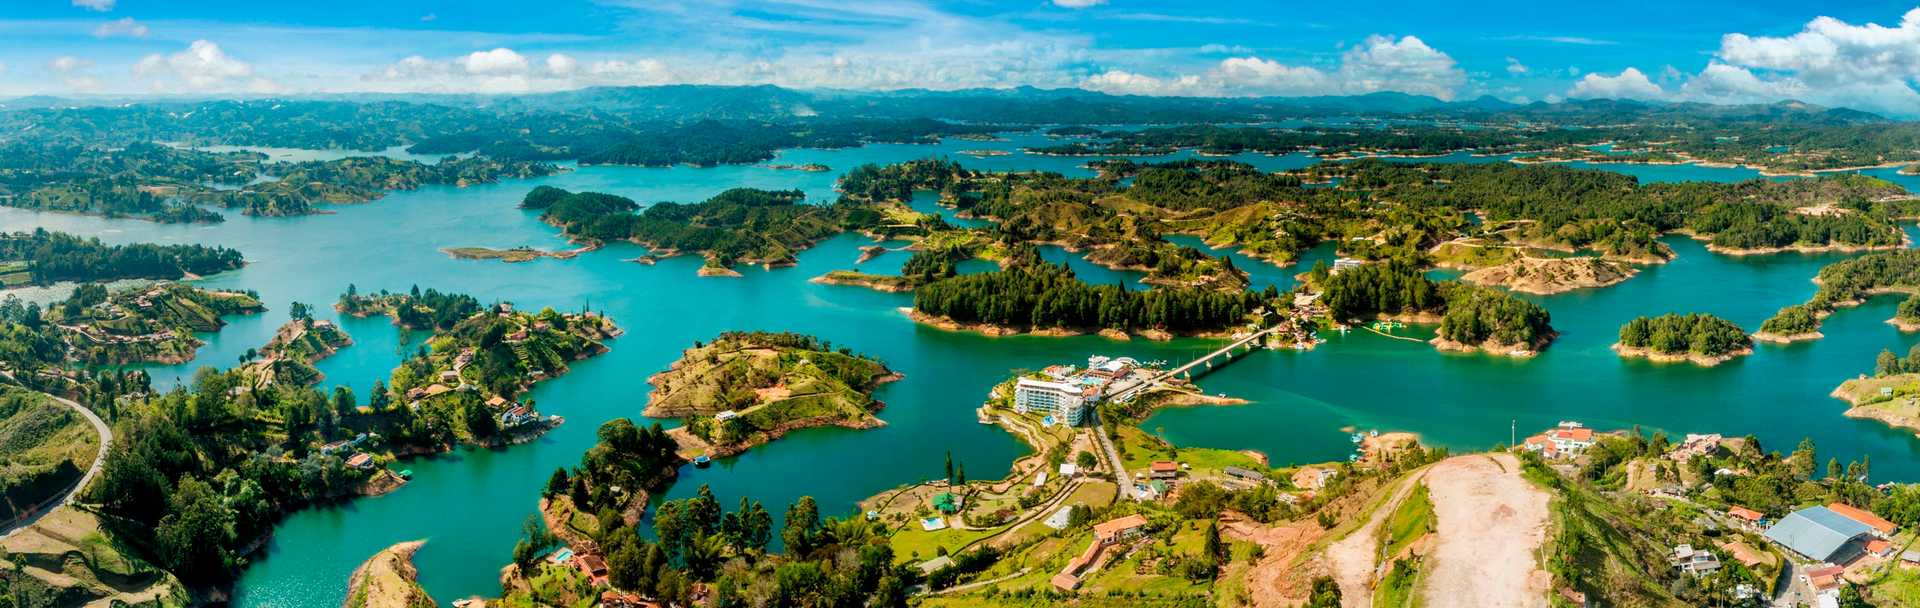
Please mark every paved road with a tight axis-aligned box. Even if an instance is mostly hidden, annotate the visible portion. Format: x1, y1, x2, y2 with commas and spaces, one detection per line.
1091, 410, 1141, 501
0, 389, 112, 538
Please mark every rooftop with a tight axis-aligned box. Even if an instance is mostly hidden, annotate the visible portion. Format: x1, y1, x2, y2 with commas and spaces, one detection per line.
1764, 506, 1873, 562
1826, 502, 1897, 535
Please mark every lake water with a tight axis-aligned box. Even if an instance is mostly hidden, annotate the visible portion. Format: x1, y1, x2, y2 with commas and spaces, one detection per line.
7, 140, 1920, 606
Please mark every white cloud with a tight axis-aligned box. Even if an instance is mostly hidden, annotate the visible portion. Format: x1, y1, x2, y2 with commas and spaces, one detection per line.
49, 56, 92, 73
92, 17, 147, 38
1198, 44, 1252, 55
1052, 0, 1107, 7
546, 53, 578, 76
133, 40, 269, 92
1567, 67, 1666, 100
1707, 8, 1920, 115
1335, 35, 1465, 99
1505, 57, 1528, 75
1085, 34, 1464, 99
71, 0, 114, 12
458, 48, 530, 75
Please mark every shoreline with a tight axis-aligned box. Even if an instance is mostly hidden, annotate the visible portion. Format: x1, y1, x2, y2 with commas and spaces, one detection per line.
1753, 330, 1823, 344
1612, 343, 1751, 367
902, 308, 1234, 341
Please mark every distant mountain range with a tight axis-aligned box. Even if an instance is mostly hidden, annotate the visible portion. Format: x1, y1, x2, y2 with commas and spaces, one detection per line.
0, 84, 1890, 126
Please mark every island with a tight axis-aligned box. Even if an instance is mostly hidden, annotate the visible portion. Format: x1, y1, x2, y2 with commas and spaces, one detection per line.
48, 282, 264, 364
1613, 313, 1754, 366
1315, 261, 1556, 356
343, 541, 434, 608
910, 262, 1270, 339
645, 331, 899, 459
1459, 256, 1638, 295
0, 229, 244, 287
336, 285, 483, 331
1831, 348, 1920, 437
440, 244, 596, 263
520, 185, 862, 274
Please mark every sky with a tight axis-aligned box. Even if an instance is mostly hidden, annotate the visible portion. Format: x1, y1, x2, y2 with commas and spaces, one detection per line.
7, 1, 1920, 116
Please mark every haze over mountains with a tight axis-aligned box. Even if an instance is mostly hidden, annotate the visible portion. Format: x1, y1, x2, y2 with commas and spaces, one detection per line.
0, 84, 1889, 126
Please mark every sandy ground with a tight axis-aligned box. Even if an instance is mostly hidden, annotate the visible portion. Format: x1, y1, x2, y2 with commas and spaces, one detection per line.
1420, 454, 1551, 608
1221, 511, 1326, 608
1324, 473, 1424, 608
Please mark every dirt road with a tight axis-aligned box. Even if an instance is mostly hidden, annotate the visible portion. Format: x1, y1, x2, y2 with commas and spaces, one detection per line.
1420, 454, 1551, 608
1, 389, 112, 538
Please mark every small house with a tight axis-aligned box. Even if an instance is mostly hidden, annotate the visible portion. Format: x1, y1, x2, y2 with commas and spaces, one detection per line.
1149, 461, 1179, 479
1093, 514, 1149, 544
345, 453, 375, 470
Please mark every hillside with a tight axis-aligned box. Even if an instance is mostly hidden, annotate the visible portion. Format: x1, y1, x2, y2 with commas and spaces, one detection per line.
1460, 257, 1639, 295
0, 386, 99, 522
645, 331, 897, 458
48, 282, 264, 364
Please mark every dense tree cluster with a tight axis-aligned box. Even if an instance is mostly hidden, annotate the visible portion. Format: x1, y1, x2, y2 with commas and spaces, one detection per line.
89, 368, 382, 582
336, 285, 482, 331
912, 263, 1264, 332
1617, 313, 1752, 356
0, 229, 244, 286
1317, 262, 1443, 320
1436, 283, 1554, 348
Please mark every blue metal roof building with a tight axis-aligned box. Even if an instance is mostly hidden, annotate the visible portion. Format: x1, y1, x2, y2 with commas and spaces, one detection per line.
1764, 506, 1873, 563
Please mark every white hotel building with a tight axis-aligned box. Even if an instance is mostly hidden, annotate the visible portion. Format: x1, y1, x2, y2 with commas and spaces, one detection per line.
1014, 377, 1093, 426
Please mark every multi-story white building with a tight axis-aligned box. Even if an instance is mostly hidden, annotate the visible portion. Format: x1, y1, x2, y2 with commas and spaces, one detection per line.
1015, 377, 1092, 426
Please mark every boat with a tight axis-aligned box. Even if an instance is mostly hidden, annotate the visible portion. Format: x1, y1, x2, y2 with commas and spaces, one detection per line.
1350, 433, 1365, 443
693, 455, 711, 467
395, 469, 413, 479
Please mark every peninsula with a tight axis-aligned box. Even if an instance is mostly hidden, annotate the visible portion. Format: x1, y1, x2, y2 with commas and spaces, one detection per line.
48, 282, 264, 364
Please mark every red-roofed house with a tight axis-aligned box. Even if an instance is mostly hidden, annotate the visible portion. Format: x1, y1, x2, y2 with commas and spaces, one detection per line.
1093, 514, 1149, 544
1727, 506, 1764, 523
1828, 503, 1898, 537
1149, 461, 1179, 479
1807, 565, 1845, 591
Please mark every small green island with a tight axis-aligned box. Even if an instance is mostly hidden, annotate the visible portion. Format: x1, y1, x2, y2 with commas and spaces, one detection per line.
1613, 313, 1754, 366
645, 331, 899, 459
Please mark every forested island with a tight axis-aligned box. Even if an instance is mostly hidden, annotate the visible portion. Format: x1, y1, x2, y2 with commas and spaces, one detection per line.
911, 262, 1271, 339
521, 185, 875, 273
240, 307, 354, 387
645, 331, 898, 459
0, 229, 244, 287
1614, 313, 1754, 366
1758, 249, 1920, 342
1313, 261, 1556, 356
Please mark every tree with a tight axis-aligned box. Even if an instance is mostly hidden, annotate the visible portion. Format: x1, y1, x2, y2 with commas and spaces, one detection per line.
1877, 349, 1901, 377
545, 468, 570, 498
1305, 576, 1342, 608
943, 451, 953, 482
330, 386, 355, 418
289, 301, 312, 326
369, 380, 390, 412
1203, 519, 1224, 560
155, 476, 236, 581
783, 496, 820, 557
1076, 450, 1097, 469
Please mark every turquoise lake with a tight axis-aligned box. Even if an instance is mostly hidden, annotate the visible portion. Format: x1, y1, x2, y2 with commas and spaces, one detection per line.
7, 136, 1920, 606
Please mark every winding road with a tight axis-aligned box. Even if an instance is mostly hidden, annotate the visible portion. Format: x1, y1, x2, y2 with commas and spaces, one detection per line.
0, 388, 113, 538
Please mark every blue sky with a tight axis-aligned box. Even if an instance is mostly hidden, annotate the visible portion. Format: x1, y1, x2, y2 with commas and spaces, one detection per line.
6, 1, 1920, 115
